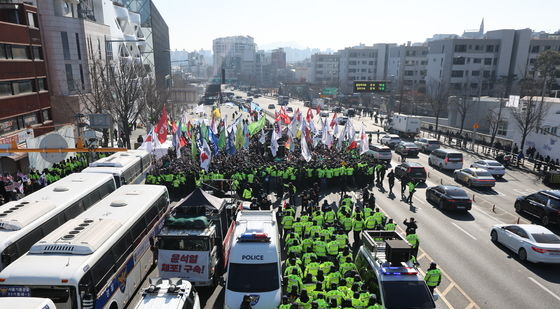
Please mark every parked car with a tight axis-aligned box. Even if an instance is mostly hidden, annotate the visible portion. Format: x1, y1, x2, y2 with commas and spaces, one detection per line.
380, 134, 401, 148
286, 107, 293, 113
367, 144, 392, 162
268, 104, 275, 109
333, 106, 342, 113
415, 138, 440, 153
426, 185, 472, 211
337, 116, 348, 125
453, 168, 496, 188
320, 111, 329, 117
395, 162, 427, 183
395, 142, 420, 157
470, 160, 506, 178
429, 149, 463, 170
514, 190, 560, 226
253, 94, 261, 98
245, 98, 253, 103
491, 224, 560, 263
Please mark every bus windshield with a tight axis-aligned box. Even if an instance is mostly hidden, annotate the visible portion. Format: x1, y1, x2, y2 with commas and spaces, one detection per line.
158, 237, 210, 251
227, 263, 279, 292
0, 285, 77, 309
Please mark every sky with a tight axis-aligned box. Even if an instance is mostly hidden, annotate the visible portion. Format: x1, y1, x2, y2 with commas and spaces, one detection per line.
152, 0, 560, 51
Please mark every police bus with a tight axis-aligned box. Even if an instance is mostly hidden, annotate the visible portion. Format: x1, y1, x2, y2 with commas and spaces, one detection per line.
0, 184, 170, 309
0, 297, 57, 309
81, 150, 152, 187
0, 173, 116, 271
223, 210, 281, 309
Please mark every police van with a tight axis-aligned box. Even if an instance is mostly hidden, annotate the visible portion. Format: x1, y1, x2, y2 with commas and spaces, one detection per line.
223, 210, 281, 309
356, 230, 437, 309
0, 297, 57, 309
133, 277, 201, 309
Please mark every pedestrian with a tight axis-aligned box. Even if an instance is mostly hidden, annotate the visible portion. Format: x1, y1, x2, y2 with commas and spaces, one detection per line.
424, 262, 442, 295
403, 217, 418, 234
400, 176, 408, 201
406, 180, 417, 205
387, 169, 395, 195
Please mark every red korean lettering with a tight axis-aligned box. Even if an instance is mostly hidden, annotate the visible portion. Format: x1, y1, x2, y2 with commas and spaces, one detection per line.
180, 255, 189, 262
171, 254, 180, 263
188, 255, 198, 264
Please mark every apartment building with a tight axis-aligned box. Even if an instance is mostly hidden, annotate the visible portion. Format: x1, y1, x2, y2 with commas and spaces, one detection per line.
213, 35, 257, 84
388, 43, 428, 90
338, 43, 394, 93
310, 54, 339, 86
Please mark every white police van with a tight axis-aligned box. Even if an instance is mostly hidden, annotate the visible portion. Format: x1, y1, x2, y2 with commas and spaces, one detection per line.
223, 210, 281, 309
0, 297, 57, 309
133, 277, 201, 309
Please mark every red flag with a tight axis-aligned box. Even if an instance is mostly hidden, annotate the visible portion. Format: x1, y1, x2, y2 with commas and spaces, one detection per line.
171, 121, 178, 134
347, 140, 358, 150
330, 113, 338, 128
295, 108, 301, 121
186, 121, 192, 138
154, 105, 168, 143
316, 105, 321, 115
180, 135, 187, 147
306, 108, 314, 122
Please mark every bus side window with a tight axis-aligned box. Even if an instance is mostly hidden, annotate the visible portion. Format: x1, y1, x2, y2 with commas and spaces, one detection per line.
112, 232, 133, 266
1, 243, 19, 267
130, 216, 147, 243
15, 226, 43, 257
91, 252, 116, 293
41, 214, 62, 236
63, 200, 84, 221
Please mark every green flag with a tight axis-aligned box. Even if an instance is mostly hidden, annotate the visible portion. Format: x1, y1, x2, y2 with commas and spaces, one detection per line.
218, 128, 226, 149
200, 122, 208, 141
235, 122, 244, 150
191, 136, 198, 160
248, 116, 267, 137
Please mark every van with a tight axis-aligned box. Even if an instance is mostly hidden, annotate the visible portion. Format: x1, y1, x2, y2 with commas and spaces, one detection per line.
429, 149, 463, 170
0, 297, 57, 309
134, 278, 201, 309
223, 210, 281, 309
368, 144, 392, 162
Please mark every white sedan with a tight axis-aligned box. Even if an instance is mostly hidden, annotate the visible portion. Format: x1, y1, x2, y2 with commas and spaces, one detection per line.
491, 224, 560, 263
470, 160, 506, 178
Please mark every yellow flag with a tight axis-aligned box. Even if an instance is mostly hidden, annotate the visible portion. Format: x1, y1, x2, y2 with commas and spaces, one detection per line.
212, 108, 221, 119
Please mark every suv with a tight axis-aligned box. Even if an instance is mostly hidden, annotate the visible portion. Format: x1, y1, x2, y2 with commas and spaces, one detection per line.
134, 278, 201, 309
368, 144, 392, 162
515, 190, 560, 226
380, 134, 401, 148
395, 162, 427, 183
395, 142, 420, 157
415, 138, 440, 153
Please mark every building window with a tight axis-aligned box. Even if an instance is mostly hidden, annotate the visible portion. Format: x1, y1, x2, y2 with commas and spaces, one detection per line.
75, 33, 82, 60
0, 82, 12, 97
0, 44, 7, 59
79, 64, 85, 89
27, 12, 38, 28
11, 45, 30, 59
497, 121, 508, 136
473, 58, 481, 64
38, 78, 48, 91
454, 45, 467, 52
531, 46, 540, 53
486, 45, 494, 52
0, 118, 17, 135
13, 80, 33, 95
405, 70, 414, 76
471, 83, 478, 89
484, 58, 493, 65
451, 70, 464, 78
453, 57, 466, 65
483, 71, 491, 78
32, 46, 43, 60
42, 110, 50, 122
0, 9, 21, 24
472, 70, 480, 76
65, 64, 75, 91
61, 32, 71, 60
23, 113, 37, 127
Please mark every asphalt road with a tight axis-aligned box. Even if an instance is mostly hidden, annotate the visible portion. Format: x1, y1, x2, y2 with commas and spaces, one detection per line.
129, 93, 560, 309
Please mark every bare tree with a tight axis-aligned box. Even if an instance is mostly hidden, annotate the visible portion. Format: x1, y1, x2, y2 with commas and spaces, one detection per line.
510, 79, 550, 152
533, 50, 560, 97
105, 62, 146, 149
138, 77, 169, 129
487, 97, 505, 148
425, 78, 448, 133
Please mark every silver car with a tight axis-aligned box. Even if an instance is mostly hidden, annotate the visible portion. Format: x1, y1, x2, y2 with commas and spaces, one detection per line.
414, 138, 440, 153
453, 168, 496, 188
470, 160, 506, 178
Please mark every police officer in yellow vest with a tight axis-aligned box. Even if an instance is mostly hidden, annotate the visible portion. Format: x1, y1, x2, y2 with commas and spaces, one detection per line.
406, 229, 420, 257
425, 262, 442, 294
242, 187, 252, 201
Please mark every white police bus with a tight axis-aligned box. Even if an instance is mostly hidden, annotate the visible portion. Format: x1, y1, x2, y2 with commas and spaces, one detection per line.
0, 173, 116, 271
0, 297, 57, 309
223, 210, 281, 309
81, 150, 152, 187
0, 184, 170, 309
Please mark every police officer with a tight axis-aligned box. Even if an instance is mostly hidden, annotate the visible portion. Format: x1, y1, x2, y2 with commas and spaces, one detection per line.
425, 262, 442, 294
384, 218, 396, 231
387, 169, 395, 195
406, 229, 420, 257
407, 180, 417, 205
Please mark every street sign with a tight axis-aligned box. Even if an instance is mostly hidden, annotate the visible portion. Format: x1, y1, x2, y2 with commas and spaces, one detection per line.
353, 81, 387, 93
39, 134, 69, 163
322, 88, 338, 95
89, 114, 112, 129
473, 123, 479, 129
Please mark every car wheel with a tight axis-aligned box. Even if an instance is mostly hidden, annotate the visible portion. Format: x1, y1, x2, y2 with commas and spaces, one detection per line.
438, 200, 445, 210
468, 180, 473, 187
438, 164, 443, 170
518, 248, 527, 262
453, 174, 458, 182
514, 202, 522, 213
542, 215, 550, 226
490, 230, 498, 243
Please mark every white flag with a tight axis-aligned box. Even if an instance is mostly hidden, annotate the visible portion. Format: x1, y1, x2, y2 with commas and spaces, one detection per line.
301, 132, 312, 162
321, 118, 329, 145
360, 124, 369, 155
259, 129, 266, 144
271, 127, 279, 157
200, 139, 212, 171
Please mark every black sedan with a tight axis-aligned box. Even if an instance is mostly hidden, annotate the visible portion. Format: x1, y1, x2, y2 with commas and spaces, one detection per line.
514, 190, 560, 226
426, 185, 472, 211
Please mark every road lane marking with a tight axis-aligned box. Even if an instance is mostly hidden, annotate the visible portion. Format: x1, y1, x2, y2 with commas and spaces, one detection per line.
451, 222, 477, 240
528, 277, 560, 302
441, 282, 456, 297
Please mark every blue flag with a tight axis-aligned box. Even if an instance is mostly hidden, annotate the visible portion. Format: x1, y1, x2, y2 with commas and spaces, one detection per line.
226, 132, 236, 155
208, 129, 219, 155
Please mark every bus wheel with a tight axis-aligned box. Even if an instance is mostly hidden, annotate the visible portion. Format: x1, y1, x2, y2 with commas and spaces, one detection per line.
109, 302, 119, 309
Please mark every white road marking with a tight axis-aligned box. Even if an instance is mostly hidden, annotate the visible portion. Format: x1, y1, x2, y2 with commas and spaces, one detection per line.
528, 277, 560, 302
451, 222, 478, 240
513, 188, 531, 195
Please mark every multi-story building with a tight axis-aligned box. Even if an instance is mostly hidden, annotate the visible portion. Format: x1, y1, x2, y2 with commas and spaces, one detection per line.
388, 43, 428, 91
337, 43, 395, 93
117, 0, 171, 88
271, 48, 286, 70
310, 54, 339, 86
0, 1, 53, 171
37, 0, 144, 123
213, 35, 257, 84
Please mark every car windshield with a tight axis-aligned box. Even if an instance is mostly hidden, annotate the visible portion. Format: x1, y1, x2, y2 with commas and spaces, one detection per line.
548, 198, 560, 209
446, 188, 468, 198
411, 168, 426, 175
531, 233, 560, 244
448, 153, 463, 159
487, 162, 502, 166
475, 171, 492, 177
428, 141, 439, 144
382, 281, 436, 309
227, 263, 279, 292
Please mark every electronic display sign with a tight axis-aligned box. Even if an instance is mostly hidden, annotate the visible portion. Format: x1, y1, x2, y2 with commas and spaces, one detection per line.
353, 81, 387, 93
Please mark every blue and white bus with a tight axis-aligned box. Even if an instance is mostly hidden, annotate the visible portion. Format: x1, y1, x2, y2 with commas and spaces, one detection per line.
0, 173, 116, 271
0, 185, 170, 309
81, 150, 152, 187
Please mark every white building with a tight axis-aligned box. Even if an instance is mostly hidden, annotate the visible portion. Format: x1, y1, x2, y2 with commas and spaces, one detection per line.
337, 43, 395, 93
310, 54, 339, 86
212, 35, 257, 84
387, 43, 428, 91
494, 97, 560, 159
37, 0, 144, 124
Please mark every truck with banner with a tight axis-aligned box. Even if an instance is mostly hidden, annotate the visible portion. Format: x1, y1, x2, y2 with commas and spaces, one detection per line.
156, 189, 235, 287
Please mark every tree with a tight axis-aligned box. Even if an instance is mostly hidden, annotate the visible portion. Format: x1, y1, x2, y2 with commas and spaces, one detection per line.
138, 77, 169, 129
510, 79, 550, 152
426, 78, 448, 133
534, 50, 560, 96
487, 97, 505, 148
